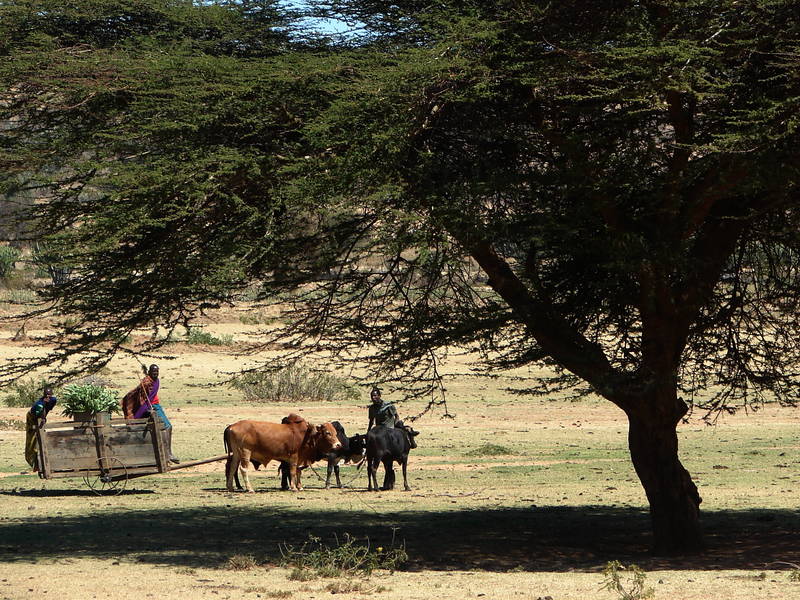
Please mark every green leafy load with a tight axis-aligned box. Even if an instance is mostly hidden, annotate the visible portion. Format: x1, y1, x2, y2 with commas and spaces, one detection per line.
60, 383, 120, 417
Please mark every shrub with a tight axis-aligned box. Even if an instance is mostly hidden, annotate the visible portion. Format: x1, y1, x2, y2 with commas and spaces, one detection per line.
31, 241, 71, 285
60, 383, 121, 417
239, 311, 280, 326
232, 364, 360, 404
0, 245, 20, 279
1, 378, 53, 408
465, 443, 513, 457
280, 534, 407, 581
600, 561, 654, 600
185, 327, 233, 346
4, 289, 37, 304
227, 554, 259, 571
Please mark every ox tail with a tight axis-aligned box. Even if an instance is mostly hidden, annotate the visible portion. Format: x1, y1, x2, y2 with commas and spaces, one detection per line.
223, 425, 241, 490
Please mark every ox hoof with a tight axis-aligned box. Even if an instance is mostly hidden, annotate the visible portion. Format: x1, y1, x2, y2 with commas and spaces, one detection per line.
404, 486, 411, 491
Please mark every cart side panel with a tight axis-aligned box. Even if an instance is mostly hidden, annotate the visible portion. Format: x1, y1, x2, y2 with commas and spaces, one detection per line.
106, 428, 160, 469
42, 428, 101, 472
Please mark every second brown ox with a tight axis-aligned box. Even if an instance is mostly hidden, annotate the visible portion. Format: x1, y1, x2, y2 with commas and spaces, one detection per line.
223, 414, 341, 492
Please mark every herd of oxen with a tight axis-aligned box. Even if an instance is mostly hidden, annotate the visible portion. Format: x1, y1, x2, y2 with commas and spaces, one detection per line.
223, 413, 420, 492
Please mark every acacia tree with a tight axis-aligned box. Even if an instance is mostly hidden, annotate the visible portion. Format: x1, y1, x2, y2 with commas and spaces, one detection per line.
0, 0, 337, 364
294, 0, 800, 554
2, 0, 800, 556
302, 1, 800, 553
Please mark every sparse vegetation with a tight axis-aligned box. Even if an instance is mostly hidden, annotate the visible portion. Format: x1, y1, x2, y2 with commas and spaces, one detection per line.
239, 311, 280, 326
0, 246, 20, 280
232, 364, 360, 404
280, 534, 407, 581
465, 443, 513, 457
0, 289, 37, 304
185, 327, 234, 346
600, 561, 654, 600
227, 554, 259, 571
1, 378, 52, 408
323, 580, 390, 594
0, 418, 25, 430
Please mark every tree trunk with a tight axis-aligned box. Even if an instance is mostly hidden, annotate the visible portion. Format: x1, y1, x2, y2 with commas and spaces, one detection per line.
627, 399, 704, 555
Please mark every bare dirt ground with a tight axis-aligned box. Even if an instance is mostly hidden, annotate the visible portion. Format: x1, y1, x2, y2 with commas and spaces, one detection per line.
1, 306, 800, 599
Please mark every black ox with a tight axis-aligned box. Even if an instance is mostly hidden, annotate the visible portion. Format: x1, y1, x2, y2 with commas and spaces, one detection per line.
366, 422, 419, 491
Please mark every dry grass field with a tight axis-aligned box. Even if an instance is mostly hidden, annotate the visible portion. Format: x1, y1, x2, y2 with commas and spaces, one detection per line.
1, 305, 799, 599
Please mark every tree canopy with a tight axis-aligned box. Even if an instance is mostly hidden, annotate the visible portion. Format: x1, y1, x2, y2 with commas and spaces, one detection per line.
2, 0, 800, 554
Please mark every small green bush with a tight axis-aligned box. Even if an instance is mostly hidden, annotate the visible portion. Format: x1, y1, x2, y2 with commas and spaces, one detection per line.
600, 561, 654, 600
60, 383, 121, 417
185, 327, 233, 346
280, 534, 407, 581
31, 241, 71, 285
1, 378, 53, 408
465, 443, 513, 457
239, 311, 280, 326
0, 246, 20, 279
232, 364, 360, 404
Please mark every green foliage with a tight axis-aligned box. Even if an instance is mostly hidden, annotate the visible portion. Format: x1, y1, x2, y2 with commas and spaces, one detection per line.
280, 533, 407, 580
31, 240, 72, 285
0, 246, 20, 280
600, 561, 654, 600
0, 0, 330, 379
60, 383, 120, 417
465, 444, 513, 457
185, 327, 233, 346
1, 378, 52, 408
232, 364, 360, 403
239, 311, 280, 326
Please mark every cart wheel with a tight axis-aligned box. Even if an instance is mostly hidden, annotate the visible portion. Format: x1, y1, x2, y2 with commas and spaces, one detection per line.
83, 456, 128, 495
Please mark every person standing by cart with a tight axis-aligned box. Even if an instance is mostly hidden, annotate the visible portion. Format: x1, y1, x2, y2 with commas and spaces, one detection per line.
25, 387, 58, 470
122, 364, 179, 464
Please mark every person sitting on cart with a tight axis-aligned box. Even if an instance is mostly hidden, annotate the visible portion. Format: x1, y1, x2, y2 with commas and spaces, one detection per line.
25, 387, 58, 470
121, 364, 179, 464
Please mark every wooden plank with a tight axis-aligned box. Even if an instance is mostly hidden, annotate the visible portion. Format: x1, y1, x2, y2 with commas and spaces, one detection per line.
150, 413, 168, 473
168, 454, 229, 471
46, 465, 160, 479
35, 418, 50, 479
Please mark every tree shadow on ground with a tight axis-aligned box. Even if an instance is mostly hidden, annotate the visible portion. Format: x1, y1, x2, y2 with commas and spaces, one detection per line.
0, 488, 155, 497
0, 498, 797, 572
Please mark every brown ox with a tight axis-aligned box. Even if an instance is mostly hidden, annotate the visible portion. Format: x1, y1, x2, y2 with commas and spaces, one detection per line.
223, 414, 341, 492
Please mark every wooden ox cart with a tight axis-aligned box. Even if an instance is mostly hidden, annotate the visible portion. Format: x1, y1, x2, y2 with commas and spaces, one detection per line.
34, 412, 226, 494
